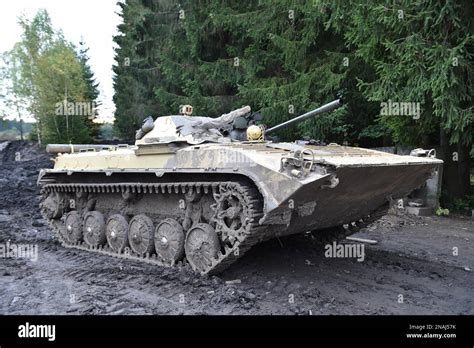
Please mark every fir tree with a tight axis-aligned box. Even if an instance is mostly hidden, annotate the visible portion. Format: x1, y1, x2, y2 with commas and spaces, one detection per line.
78, 40, 101, 139
326, 0, 473, 202
113, 0, 378, 144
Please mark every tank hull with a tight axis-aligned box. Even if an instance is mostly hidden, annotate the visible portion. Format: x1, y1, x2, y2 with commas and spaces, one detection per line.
38, 142, 442, 274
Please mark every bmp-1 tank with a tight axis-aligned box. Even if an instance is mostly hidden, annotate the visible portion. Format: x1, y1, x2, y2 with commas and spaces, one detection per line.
38, 100, 443, 275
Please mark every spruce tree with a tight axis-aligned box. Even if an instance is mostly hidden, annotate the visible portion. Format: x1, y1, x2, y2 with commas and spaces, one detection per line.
78, 40, 101, 139
326, 0, 473, 202
113, 0, 379, 144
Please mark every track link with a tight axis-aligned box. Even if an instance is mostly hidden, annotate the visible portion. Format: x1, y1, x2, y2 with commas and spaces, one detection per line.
41, 181, 267, 275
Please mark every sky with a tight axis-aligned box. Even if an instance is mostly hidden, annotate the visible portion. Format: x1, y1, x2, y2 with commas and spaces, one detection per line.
0, 0, 123, 122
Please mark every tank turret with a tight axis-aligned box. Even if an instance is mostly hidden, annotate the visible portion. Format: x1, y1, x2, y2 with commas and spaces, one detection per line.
137, 98, 343, 144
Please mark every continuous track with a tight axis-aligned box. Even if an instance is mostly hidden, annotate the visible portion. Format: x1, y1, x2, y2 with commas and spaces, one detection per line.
41, 181, 268, 275
41, 179, 389, 275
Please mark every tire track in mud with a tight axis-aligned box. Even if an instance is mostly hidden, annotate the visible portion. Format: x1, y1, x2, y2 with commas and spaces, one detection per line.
312, 248, 472, 315
0, 214, 261, 315
1, 213, 472, 315
219, 229, 473, 315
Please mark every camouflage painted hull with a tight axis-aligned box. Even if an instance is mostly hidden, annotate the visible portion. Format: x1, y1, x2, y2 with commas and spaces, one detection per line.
39, 142, 442, 274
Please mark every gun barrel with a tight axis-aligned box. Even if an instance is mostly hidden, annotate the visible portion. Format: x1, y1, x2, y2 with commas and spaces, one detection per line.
266, 99, 343, 134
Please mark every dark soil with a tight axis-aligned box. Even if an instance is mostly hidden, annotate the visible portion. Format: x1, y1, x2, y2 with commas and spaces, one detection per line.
0, 140, 472, 314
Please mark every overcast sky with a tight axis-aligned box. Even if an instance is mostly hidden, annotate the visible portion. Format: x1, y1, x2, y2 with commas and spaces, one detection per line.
0, 0, 122, 121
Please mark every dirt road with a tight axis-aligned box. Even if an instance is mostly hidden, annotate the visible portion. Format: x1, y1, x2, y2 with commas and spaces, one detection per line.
0, 141, 472, 314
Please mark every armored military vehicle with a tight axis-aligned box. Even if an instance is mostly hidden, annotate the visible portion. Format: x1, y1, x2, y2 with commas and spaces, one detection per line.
38, 100, 442, 274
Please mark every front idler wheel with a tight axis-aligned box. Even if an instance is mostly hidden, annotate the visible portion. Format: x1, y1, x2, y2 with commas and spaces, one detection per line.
42, 192, 65, 219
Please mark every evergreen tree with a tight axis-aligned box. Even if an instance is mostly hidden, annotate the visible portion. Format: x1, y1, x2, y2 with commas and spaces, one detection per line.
78, 40, 101, 139
113, 0, 380, 144
326, 0, 473, 202
113, 0, 164, 140
112, 1, 472, 203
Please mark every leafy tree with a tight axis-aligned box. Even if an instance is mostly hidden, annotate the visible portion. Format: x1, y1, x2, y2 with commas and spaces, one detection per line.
2, 9, 101, 144
36, 40, 92, 144
5, 9, 55, 144
0, 52, 30, 140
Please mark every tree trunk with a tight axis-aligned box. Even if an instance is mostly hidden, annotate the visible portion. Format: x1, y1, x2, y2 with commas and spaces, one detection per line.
15, 105, 24, 141
439, 128, 471, 205
37, 117, 42, 145
19, 119, 24, 141
456, 141, 471, 197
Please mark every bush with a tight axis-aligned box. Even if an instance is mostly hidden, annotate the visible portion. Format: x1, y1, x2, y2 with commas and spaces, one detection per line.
0, 129, 21, 141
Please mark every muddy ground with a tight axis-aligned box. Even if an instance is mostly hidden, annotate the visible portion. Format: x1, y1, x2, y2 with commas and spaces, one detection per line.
0, 140, 472, 315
